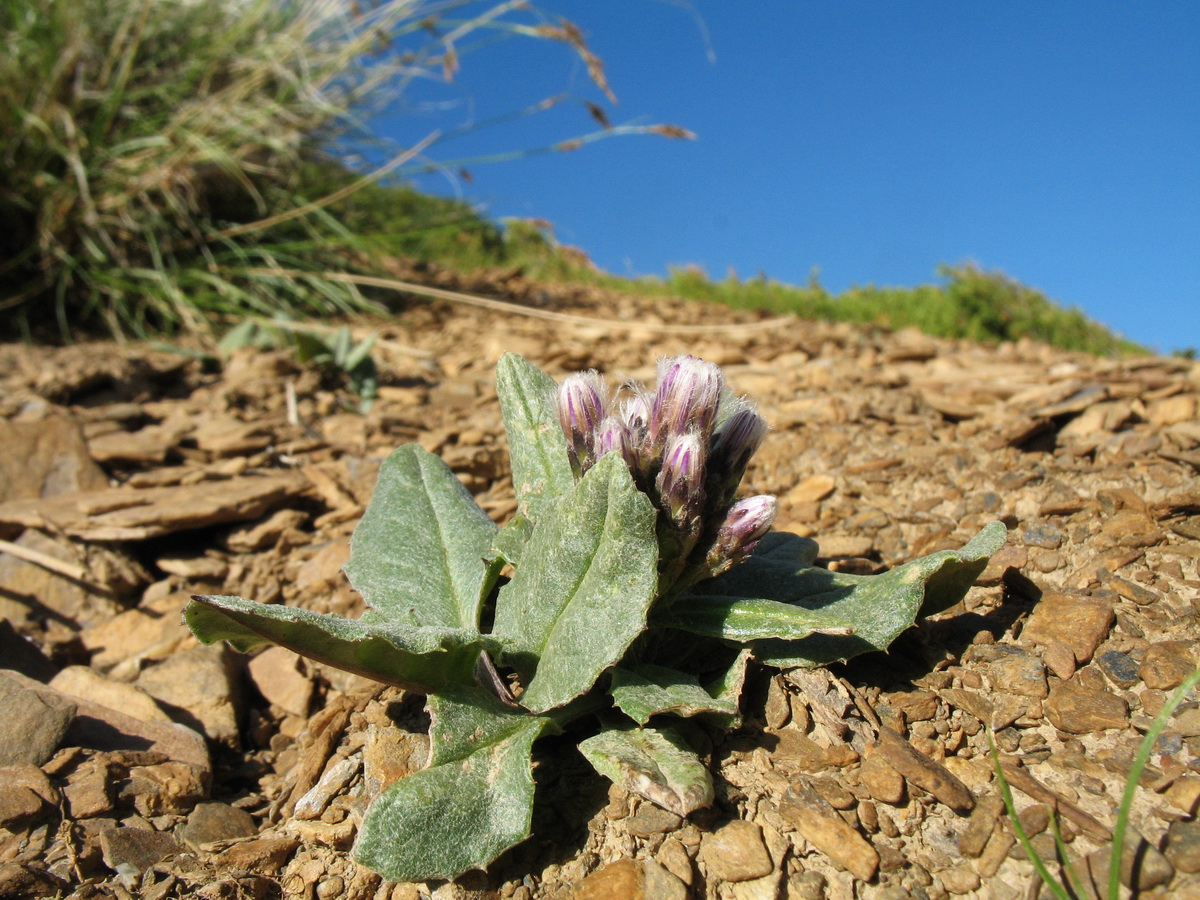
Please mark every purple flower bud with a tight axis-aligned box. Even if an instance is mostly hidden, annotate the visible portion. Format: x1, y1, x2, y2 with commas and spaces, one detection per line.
707, 407, 769, 505
655, 431, 706, 526
557, 371, 607, 477
593, 415, 636, 471
706, 495, 777, 572
647, 356, 724, 452
620, 391, 652, 438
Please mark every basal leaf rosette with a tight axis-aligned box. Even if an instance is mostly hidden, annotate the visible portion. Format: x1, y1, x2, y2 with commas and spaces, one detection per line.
180, 351, 1007, 886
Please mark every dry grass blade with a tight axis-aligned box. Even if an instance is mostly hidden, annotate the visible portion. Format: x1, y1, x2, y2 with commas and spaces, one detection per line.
242, 267, 800, 336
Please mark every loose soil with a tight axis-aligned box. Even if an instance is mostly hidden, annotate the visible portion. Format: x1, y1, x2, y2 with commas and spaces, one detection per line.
1, 271, 1198, 900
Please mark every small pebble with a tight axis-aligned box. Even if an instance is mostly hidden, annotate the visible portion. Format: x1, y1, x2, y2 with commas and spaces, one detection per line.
1096, 649, 1140, 687
1138, 640, 1198, 690
1044, 681, 1129, 733
698, 820, 773, 883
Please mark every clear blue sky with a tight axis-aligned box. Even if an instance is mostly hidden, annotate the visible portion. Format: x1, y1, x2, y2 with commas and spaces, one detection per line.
371, 1, 1199, 354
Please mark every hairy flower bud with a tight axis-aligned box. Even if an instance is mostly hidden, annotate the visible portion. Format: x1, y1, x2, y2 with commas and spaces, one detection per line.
593, 415, 636, 471
706, 495, 777, 573
557, 371, 606, 477
620, 391, 652, 438
647, 356, 724, 453
655, 431, 706, 527
707, 407, 769, 508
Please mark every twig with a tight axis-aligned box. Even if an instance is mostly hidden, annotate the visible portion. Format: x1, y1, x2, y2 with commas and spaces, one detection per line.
242, 267, 800, 337
0, 537, 110, 596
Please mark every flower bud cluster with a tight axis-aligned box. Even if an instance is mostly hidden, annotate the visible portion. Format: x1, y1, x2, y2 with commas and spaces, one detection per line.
555, 355, 775, 589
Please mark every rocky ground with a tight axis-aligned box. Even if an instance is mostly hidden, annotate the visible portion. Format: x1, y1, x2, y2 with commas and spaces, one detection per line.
1, 272, 1198, 900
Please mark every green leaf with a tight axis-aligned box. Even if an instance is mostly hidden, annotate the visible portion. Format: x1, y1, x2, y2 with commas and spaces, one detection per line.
490, 512, 533, 568
578, 723, 714, 817
690, 521, 1007, 668
610, 664, 741, 727
703, 647, 753, 729
353, 687, 554, 882
184, 595, 488, 693
662, 595, 857, 642
344, 444, 497, 630
492, 453, 658, 713
752, 530, 822, 568
495, 353, 574, 523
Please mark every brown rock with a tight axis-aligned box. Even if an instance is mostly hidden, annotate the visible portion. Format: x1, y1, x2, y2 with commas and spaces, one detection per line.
1099, 510, 1164, 549
778, 782, 879, 882
79, 591, 190, 669
181, 801, 258, 846
99, 826, 184, 873
50, 665, 171, 723
967, 644, 1048, 699
1040, 640, 1077, 680
0, 763, 59, 806
214, 836, 299, 875
939, 688, 994, 726
1109, 574, 1159, 606
870, 728, 975, 814
886, 689, 940, 721
123, 761, 210, 816
625, 804, 682, 837
1086, 834, 1174, 891
958, 796, 1003, 858
248, 646, 313, 717
784, 474, 836, 505
1167, 819, 1200, 874
655, 837, 694, 885
225, 508, 309, 553
817, 535, 875, 558
0, 412, 108, 504
293, 756, 359, 821
2, 667, 209, 771
63, 757, 114, 818
1044, 681, 1129, 733
1021, 590, 1114, 664
572, 858, 688, 900
0, 529, 120, 629
0, 785, 45, 830
136, 644, 240, 744
0, 671, 76, 766
699, 820, 774, 883
1148, 393, 1196, 427
0, 862, 69, 898
193, 416, 273, 456
938, 862, 982, 895
362, 727, 428, 796
976, 543, 1029, 586
857, 756, 906, 805
0, 470, 310, 541
293, 537, 352, 593
87, 423, 181, 465
1139, 640, 1199, 690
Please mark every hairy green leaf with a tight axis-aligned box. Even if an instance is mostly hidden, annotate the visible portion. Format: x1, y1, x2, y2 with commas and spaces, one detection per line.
490, 511, 533, 568
344, 444, 497, 630
495, 353, 574, 523
578, 724, 713, 817
689, 521, 1007, 667
662, 595, 857, 642
185, 595, 487, 693
353, 687, 553, 882
610, 664, 741, 727
493, 453, 658, 713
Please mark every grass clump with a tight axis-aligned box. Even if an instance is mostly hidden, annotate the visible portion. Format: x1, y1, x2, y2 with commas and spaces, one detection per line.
0, 0, 687, 340
595, 262, 1144, 356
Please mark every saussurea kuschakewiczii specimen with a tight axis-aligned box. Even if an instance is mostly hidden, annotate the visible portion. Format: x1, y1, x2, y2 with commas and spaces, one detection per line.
185, 353, 1006, 882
